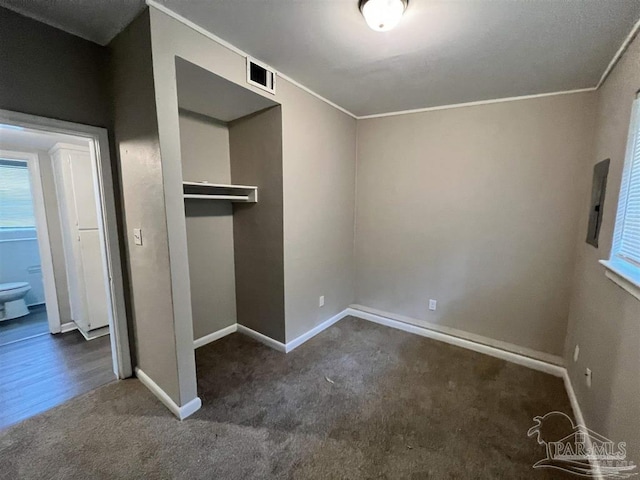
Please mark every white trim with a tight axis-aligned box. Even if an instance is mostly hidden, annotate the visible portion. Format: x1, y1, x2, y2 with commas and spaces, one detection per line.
597, 17, 640, 89
48, 142, 90, 155
77, 325, 110, 341
357, 88, 597, 120
145, 0, 357, 119
194, 324, 237, 349
349, 304, 564, 366
0, 149, 62, 333
0, 109, 132, 380
236, 324, 286, 352
600, 260, 640, 301
346, 306, 565, 376
285, 309, 350, 352
562, 372, 604, 480
135, 367, 202, 420
0, 237, 38, 243
562, 371, 587, 438
60, 321, 78, 333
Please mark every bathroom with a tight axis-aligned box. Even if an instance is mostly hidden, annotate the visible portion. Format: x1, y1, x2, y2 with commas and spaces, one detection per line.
0, 121, 118, 428
0, 153, 47, 341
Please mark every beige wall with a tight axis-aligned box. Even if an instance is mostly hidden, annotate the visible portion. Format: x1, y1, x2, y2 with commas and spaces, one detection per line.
355, 92, 596, 357
179, 110, 237, 340
565, 35, 640, 463
280, 81, 357, 342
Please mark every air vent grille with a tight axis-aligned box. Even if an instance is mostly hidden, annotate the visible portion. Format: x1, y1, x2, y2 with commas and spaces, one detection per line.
246, 58, 276, 94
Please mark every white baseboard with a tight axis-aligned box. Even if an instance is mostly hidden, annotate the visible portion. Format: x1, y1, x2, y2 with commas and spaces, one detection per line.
135, 367, 201, 420
285, 309, 350, 352
350, 304, 564, 366
236, 324, 286, 352
233, 310, 351, 353
562, 371, 603, 480
77, 325, 110, 341
194, 324, 237, 349
60, 321, 78, 333
346, 306, 565, 378
26, 301, 46, 308
562, 371, 586, 427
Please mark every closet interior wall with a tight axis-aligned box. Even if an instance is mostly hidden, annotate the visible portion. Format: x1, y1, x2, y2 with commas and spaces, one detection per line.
179, 109, 237, 340
176, 57, 284, 345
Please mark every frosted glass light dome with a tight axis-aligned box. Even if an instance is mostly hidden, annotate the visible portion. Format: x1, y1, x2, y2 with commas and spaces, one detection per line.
360, 0, 408, 32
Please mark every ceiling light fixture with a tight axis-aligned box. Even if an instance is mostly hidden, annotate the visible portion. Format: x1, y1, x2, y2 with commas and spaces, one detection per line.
359, 0, 408, 32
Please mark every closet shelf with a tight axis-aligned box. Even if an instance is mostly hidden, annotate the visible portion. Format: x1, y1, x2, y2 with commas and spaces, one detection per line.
183, 181, 258, 203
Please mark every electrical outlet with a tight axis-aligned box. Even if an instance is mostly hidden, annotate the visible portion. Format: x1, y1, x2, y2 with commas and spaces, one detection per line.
319, 295, 325, 307
428, 299, 437, 311
133, 228, 143, 246
573, 345, 580, 362
585, 368, 592, 388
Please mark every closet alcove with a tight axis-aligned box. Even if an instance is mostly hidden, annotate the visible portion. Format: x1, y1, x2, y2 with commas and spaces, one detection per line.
175, 57, 286, 346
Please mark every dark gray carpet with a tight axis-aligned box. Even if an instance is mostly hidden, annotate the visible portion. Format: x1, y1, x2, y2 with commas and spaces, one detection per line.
0, 316, 573, 479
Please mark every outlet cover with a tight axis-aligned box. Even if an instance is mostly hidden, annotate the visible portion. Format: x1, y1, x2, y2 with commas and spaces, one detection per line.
585, 368, 592, 388
319, 296, 325, 307
133, 228, 143, 246
428, 299, 437, 311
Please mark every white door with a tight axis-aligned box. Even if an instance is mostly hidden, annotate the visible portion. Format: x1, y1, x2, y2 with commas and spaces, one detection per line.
52, 144, 109, 334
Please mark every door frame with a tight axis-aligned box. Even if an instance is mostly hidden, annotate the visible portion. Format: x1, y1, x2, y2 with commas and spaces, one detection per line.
0, 148, 61, 331
0, 109, 132, 379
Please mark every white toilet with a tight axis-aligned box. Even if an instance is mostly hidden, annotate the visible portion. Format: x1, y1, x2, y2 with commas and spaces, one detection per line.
0, 282, 32, 321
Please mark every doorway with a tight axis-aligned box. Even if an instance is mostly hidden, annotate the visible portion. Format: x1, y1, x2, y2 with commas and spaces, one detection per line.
0, 110, 131, 428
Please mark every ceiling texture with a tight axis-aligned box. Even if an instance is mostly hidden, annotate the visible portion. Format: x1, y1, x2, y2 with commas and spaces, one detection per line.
2, 0, 640, 117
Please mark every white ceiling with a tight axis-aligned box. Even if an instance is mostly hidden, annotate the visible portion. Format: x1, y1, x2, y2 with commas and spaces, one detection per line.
3, 0, 640, 117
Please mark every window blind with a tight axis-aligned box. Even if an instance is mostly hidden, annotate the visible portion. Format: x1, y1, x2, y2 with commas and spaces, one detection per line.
0, 159, 36, 228
612, 96, 640, 267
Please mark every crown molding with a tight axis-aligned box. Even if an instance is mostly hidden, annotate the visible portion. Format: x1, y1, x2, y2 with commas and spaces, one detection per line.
596, 16, 640, 89
357, 88, 597, 120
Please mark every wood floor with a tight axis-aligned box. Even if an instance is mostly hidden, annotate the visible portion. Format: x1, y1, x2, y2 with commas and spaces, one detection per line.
0, 331, 115, 429
0, 305, 49, 346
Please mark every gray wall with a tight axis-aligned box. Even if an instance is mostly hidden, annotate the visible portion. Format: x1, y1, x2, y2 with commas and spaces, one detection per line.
355, 92, 596, 357
230, 107, 285, 342
110, 11, 184, 404
565, 34, 640, 464
179, 109, 237, 339
0, 7, 109, 128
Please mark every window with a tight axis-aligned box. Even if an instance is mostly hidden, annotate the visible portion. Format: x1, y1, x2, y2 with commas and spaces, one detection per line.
601, 94, 640, 299
0, 158, 36, 229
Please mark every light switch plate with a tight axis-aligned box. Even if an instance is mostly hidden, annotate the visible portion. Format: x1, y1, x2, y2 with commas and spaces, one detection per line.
428, 299, 437, 311
133, 228, 143, 246
319, 295, 325, 307
573, 345, 580, 362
